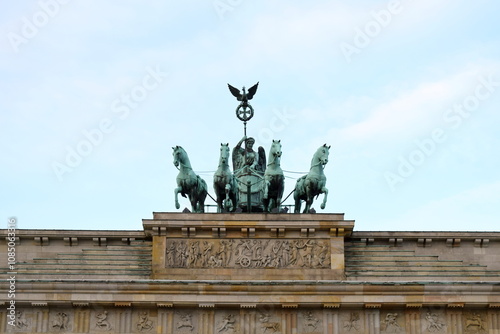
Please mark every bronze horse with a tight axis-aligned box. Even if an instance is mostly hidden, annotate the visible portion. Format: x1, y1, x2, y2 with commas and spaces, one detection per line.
263, 140, 285, 212
172, 146, 207, 213
213, 143, 238, 212
294, 144, 330, 213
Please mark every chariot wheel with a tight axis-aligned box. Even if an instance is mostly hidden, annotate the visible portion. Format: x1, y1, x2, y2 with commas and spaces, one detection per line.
239, 256, 251, 268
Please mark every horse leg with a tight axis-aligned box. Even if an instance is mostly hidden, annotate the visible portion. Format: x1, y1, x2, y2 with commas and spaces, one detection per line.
189, 194, 198, 213
261, 179, 269, 212
269, 198, 276, 212
231, 178, 239, 212
294, 193, 301, 214
214, 185, 222, 213
227, 185, 237, 212
320, 186, 328, 210
230, 192, 237, 212
174, 187, 182, 209
263, 179, 269, 199
217, 193, 223, 213
304, 182, 315, 213
197, 177, 207, 213
199, 197, 205, 213
303, 199, 312, 213
224, 184, 232, 212
276, 178, 285, 212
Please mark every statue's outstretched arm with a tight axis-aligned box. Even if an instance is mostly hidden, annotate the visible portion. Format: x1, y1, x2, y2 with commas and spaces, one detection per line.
236, 136, 246, 148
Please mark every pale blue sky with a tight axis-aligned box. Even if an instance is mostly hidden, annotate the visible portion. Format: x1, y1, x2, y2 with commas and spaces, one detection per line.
1, 1, 499, 231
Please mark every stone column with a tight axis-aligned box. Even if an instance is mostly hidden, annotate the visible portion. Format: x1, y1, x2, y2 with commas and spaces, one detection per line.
117, 308, 132, 332
74, 308, 90, 332
446, 310, 463, 334
405, 309, 420, 334
199, 309, 215, 334
240, 309, 257, 334
0, 311, 7, 333
488, 309, 500, 334
158, 309, 174, 334
364, 309, 380, 334
151, 235, 166, 278
330, 233, 345, 279
323, 309, 340, 334
34, 308, 49, 332
281, 310, 298, 334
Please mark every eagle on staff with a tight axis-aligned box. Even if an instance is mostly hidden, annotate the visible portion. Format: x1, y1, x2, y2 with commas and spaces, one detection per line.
227, 82, 259, 109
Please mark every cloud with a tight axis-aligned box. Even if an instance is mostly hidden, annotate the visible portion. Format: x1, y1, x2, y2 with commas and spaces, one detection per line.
233, 2, 355, 66
337, 66, 500, 144
383, 181, 500, 231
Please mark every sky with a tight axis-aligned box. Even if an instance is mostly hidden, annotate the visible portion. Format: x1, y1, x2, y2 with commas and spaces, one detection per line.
1, 0, 499, 232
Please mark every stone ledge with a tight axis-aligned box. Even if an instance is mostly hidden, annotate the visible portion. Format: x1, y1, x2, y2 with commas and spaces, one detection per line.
143, 212, 354, 237
350, 231, 500, 241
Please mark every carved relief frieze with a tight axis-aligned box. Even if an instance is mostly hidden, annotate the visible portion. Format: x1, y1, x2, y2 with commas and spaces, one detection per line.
380, 312, 404, 333
258, 312, 281, 334
165, 238, 331, 269
0, 306, 498, 333
423, 311, 446, 332
341, 311, 362, 333
94, 310, 113, 331
464, 312, 487, 334
300, 310, 322, 333
215, 312, 239, 333
14, 310, 32, 331
50, 311, 71, 332
175, 311, 196, 333
135, 311, 154, 332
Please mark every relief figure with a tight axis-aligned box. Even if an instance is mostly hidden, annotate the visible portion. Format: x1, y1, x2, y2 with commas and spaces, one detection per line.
465, 313, 486, 333
176, 313, 194, 331
303, 311, 319, 332
259, 313, 280, 333
425, 312, 445, 332
344, 312, 360, 332
217, 314, 236, 333
51, 312, 69, 331
382, 313, 402, 333
95, 311, 112, 331
16, 310, 30, 329
136, 312, 153, 332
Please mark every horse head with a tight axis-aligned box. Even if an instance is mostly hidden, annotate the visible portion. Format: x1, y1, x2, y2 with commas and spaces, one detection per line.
172, 145, 188, 168
219, 143, 230, 166
313, 144, 330, 167
272, 139, 282, 157
269, 139, 282, 164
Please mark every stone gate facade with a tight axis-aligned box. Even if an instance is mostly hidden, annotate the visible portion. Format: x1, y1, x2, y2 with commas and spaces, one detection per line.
1, 212, 500, 333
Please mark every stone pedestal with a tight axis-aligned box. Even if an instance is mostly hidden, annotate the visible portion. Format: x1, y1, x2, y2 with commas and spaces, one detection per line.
143, 213, 354, 281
